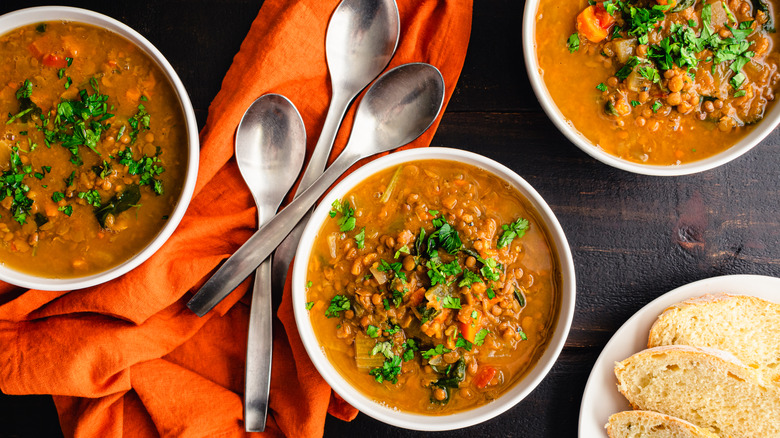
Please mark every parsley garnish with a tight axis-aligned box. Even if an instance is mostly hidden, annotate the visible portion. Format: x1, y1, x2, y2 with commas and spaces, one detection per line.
368, 342, 402, 384
497, 217, 530, 249
596, 83, 608, 92
58, 205, 73, 216
378, 259, 407, 282
305, 301, 315, 310
441, 296, 461, 309
426, 259, 461, 286
567, 33, 580, 53
458, 269, 484, 288
117, 148, 165, 195
329, 199, 356, 232
0, 148, 34, 224
652, 101, 662, 113
421, 344, 450, 360
325, 295, 350, 318
474, 329, 489, 346
355, 227, 365, 249
367, 325, 380, 338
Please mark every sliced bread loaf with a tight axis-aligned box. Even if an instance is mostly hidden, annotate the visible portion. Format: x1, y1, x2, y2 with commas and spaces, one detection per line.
606, 410, 720, 438
614, 345, 780, 438
647, 293, 780, 383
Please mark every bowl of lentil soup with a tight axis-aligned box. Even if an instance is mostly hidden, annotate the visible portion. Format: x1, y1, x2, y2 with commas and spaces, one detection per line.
524, 0, 780, 175
292, 148, 575, 430
0, 7, 198, 289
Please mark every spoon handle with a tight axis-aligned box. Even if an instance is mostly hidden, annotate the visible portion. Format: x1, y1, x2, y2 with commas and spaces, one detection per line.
244, 257, 272, 432
187, 150, 360, 316
271, 89, 352, 296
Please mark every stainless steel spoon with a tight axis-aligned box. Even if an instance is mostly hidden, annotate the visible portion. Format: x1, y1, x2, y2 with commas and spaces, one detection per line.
271, 0, 399, 297
188, 63, 445, 310
234, 95, 306, 432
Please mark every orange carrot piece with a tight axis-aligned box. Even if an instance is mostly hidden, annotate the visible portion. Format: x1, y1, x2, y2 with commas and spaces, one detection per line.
576, 5, 615, 43
457, 310, 482, 343
474, 366, 497, 389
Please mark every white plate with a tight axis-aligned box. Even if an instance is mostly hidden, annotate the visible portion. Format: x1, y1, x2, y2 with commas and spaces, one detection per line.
578, 274, 780, 437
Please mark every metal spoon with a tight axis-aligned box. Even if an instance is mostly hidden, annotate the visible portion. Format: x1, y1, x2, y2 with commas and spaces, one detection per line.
233, 95, 306, 432
271, 0, 399, 297
188, 63, 445, 310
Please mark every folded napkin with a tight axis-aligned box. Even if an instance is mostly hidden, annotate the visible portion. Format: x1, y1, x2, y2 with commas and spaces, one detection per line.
0, 0, 472, 436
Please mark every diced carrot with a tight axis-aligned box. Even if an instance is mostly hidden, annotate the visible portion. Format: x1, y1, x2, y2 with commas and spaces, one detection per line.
576, 5, 615, 43
42, 54, 67, 68
408, 287, 426, 308
126, 88, 142, 102
457, 310, 482, 343
474, 366, 497, 389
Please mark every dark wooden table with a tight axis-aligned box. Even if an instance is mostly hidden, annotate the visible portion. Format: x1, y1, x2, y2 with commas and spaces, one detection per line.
2, 1, 779, 437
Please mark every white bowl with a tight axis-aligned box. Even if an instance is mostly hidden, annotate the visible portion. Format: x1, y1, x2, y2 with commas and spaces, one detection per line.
292, 147, 576, 430
0, 7, 199, 290
522, 0, 780, 176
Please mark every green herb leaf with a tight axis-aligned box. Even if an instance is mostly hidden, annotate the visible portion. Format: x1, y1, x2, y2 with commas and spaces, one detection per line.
458, 269, 484, 288
305, 302, 315, 310
325, 295, 350, 318
567, 33, 580, 53
355, 227, 365, 249
329, 199, 356, 232
473, 329, 489, 346
497, 217, 530, 249
596, 83, 608, 92
421, 344, 450, 360
441, 296, 461, 310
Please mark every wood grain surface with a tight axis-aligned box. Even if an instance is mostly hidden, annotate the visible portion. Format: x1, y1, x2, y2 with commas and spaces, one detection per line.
1, 1, 779, 437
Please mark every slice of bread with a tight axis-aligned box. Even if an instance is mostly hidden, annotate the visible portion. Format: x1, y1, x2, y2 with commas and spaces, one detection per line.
614, 345, 780, 438
647, 293, 780, 383
606, 410, 720, 438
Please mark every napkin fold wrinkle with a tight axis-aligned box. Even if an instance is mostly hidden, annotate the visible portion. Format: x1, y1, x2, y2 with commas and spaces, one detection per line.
0, 0, 472, 436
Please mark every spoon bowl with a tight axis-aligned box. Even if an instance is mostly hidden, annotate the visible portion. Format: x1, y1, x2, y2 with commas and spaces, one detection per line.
236, 95, 306, 211
326, 0, 399, 95
188, 63, 445, 324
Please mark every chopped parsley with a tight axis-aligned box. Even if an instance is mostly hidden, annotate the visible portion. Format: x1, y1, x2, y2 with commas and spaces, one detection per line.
325, 294, 350, 318
458, 269, 484, 288
329, 199, 356, 232
474, 329, 489, 346
421, 344, 450, 360
652, 101, 662, 113
497, 217, 530, 249
117, 148, 165, 195
441, 296, 461, 309
355, 227, 365, 249
596, 83, 608, 92
0, 148, 34, 224
368, 342, 402, 384
426, 259, 461, 286
305, 301, 315, 310
378, 259, 407, 282
367, 325, 381, 338
567, 33, 580, 53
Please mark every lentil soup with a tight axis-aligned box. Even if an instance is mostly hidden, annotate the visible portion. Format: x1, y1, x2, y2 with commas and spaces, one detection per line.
535, 0, 780, 165
305, 160, 561, 414
0, 21, 187, 277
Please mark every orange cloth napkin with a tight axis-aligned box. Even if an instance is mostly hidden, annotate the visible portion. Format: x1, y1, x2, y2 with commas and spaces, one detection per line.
0, 0, 472, 436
